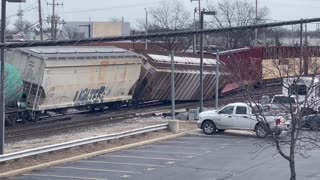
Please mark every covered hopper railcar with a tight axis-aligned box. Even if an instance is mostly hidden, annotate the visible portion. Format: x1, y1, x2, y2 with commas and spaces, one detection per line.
133, 54, 227, 103
5, 46, 143, 124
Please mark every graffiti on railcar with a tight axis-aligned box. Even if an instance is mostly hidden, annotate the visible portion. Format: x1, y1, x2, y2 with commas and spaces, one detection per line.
73, 86, 111, 105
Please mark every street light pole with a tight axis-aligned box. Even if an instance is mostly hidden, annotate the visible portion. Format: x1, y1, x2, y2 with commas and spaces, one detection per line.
200, 11, 203, 112
200, 11, 204, 112
199, 10, 216, 112
215, 49, 220, 110
170, 50, 175, 120
193, 8, 197, 54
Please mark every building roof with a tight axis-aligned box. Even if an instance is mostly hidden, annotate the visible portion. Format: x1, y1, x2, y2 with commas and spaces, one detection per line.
16, 46, 144, 59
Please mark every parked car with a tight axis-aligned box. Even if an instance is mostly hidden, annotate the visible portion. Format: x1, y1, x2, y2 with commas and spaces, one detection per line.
197, 102, 288, 138
302, 114, 320, 130
266, 94, 317, 116
268, 94, 298, 114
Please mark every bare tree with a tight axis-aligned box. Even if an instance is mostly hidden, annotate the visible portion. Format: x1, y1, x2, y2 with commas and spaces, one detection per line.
110, 17, 123, 22
63, 26, 84, 40
225, 47, 320, 180
13, 19, 34, 33
139, 0, 193, 51
207, 0, 269, 49
0, 19, 12, 36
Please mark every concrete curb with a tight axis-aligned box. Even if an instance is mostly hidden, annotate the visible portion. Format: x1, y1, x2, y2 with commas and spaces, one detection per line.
0, 129, 198, 179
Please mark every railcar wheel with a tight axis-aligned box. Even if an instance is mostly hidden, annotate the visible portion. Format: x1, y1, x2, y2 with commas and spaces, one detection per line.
33, 112, 40, 121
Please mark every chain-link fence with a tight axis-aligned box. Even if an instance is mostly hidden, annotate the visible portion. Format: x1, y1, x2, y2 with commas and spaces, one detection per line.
1, 18, 320, 112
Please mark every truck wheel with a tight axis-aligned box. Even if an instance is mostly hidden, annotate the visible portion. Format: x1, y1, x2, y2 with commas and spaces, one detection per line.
255, 124, 269, 138
202, 120, 216, 135
274, 130, 282, 137
310, 121, 319, 131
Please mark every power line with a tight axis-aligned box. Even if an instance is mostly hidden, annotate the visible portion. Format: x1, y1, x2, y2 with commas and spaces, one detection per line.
47, 0, 63, 40
7, 6, 37, 19
62, 2, 161, 14
0, 17, 319, 49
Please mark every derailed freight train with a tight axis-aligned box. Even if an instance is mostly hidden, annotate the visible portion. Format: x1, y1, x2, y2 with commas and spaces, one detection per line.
3, 46, 225, 125
4, 46, 143, 125
133, 54, 227, 103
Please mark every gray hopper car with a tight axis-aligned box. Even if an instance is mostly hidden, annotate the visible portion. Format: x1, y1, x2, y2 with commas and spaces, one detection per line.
6, 46, 143, 121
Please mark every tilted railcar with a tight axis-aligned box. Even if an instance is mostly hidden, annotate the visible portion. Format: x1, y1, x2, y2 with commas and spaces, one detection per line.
133, 54, 228, 103
5, 46, 143, 124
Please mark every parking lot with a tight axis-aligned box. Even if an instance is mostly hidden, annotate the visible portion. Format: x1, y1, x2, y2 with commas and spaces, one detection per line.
10, 130, 320, 180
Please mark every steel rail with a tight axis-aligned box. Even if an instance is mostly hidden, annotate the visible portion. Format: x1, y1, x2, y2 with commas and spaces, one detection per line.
0, 123, 168, 163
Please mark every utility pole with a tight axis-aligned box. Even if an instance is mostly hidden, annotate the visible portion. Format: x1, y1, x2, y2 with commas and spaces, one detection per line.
0, 0, 6, 155
191, 0, 201, 53
50, 0, 55, 39
144, 8, 148, 50
17, 4, 23, 20
305, 23, 308, 45
1, 0, 26, 155
300, 20, 303, 75
255, 0, 258, 46
38, 0, 43, 41
47, 0, 63, 40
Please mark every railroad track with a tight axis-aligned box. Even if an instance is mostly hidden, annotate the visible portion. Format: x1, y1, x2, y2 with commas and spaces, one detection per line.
5, 107, 165, 142
6, 85, 282, 142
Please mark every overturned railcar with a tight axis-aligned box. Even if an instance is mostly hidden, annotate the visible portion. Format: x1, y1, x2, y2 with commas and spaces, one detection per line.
133, 54, 227, 103
7, 46, 143, 118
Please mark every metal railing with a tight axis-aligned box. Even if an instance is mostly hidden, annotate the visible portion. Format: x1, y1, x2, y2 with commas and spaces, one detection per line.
0, 123, 168, 163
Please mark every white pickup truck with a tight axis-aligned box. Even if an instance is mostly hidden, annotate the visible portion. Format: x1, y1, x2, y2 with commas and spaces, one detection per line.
197, 102, 288, 138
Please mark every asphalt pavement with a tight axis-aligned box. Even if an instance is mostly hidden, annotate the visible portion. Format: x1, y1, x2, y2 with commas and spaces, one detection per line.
9, 130, 320, 180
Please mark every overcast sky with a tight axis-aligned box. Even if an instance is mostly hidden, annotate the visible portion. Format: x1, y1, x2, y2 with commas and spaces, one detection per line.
4, 0, 320, 29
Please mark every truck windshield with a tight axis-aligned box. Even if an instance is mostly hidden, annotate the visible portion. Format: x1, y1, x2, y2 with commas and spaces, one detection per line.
272, 96, 296, 104
289, 85, 307, 95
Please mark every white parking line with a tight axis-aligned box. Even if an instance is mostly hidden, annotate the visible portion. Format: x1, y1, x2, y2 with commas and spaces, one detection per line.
52, 166, 141, 174
149, 145, 211, 150
79, 160, 166, 167
122, 149, 197, 155
179, 136, 245, 140
187, 151, 212, 158
22, 174, 105, 180
101, 154, 181, 161
163, 140, 192, 144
